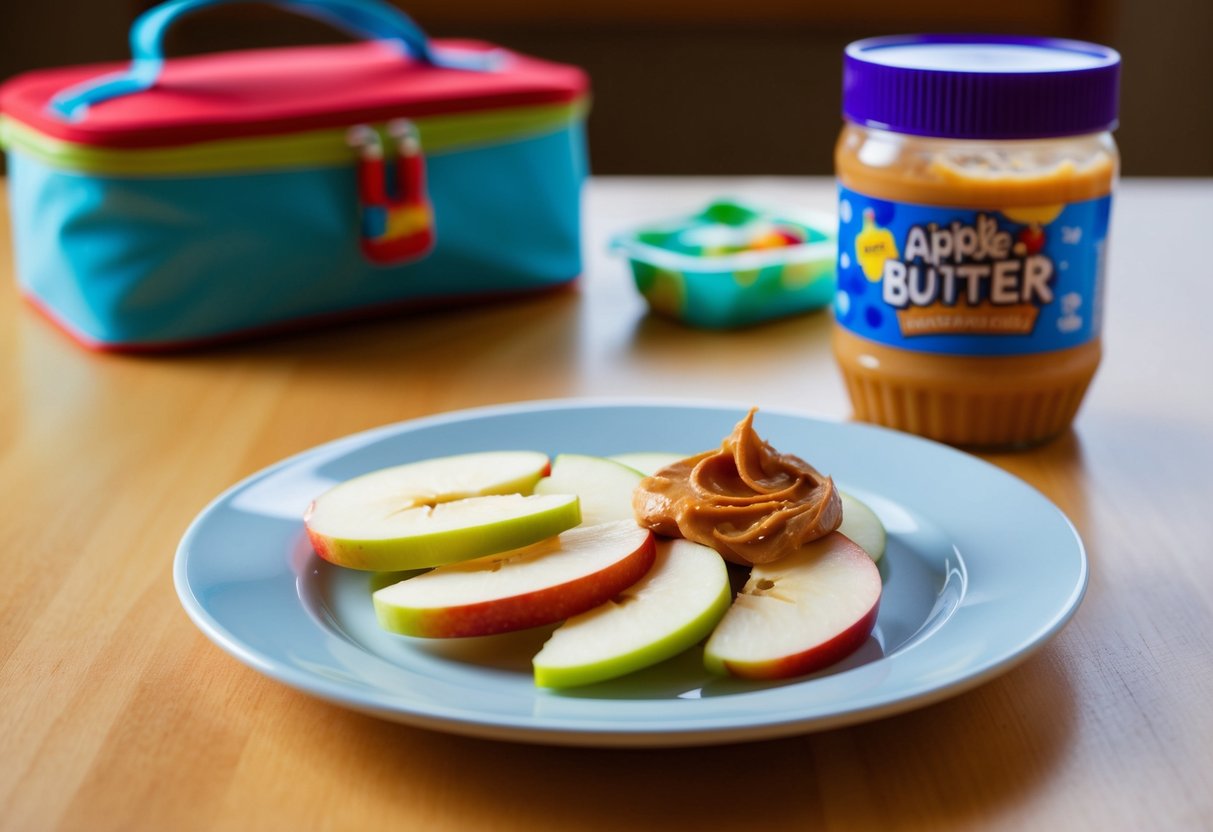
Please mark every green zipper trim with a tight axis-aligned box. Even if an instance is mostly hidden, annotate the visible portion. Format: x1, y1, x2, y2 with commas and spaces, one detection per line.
0, 97, 588, 177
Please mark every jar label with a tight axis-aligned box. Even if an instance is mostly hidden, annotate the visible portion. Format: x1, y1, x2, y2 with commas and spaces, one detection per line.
834, 186, 1111, 355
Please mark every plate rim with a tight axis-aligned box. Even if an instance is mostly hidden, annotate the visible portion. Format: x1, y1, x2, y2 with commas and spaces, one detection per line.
173, 396, 1088, 747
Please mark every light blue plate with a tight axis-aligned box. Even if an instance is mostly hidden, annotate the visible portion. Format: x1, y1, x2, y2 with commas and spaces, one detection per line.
174, 400, 1087, 747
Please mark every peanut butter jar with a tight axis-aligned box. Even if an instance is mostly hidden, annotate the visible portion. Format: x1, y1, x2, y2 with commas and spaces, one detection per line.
833, 35, 1121, 447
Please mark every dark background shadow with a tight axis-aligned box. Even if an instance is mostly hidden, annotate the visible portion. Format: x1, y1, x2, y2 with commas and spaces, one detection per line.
2, 0, 1210, 176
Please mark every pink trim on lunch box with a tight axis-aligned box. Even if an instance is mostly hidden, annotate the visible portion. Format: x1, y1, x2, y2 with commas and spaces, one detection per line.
1, 40, 588, 150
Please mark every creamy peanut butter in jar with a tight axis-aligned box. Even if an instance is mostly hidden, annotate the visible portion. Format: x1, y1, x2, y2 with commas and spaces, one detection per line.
833, 35, 1121, 447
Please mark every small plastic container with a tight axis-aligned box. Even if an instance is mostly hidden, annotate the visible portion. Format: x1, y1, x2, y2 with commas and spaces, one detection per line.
613, 200, 836, 329
833, 35, 1120, 447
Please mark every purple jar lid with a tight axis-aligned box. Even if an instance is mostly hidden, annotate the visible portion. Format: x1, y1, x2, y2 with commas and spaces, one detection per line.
843, 34, 1120, 140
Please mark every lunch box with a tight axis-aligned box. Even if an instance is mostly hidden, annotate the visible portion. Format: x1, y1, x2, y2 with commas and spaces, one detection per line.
0, 0, 590, 350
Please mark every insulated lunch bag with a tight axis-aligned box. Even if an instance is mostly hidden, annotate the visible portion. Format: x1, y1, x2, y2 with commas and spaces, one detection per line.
0, 0, 590, 349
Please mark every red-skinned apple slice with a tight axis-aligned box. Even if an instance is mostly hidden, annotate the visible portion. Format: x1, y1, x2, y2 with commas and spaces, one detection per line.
704, 532, 881, 680
373, 521, 656, 638
305, 451, 579, 571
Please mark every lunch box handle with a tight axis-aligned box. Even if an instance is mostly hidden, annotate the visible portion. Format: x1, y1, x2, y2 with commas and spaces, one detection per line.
48, 0, 502, 121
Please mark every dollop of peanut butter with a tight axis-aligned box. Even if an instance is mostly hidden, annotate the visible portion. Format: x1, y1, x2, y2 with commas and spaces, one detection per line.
632, 409, 842, 565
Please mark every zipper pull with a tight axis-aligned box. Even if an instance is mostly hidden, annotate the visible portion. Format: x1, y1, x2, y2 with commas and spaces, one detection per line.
347, 125, 387, 206
347, 120, 435, 266
387, 118, 427, 207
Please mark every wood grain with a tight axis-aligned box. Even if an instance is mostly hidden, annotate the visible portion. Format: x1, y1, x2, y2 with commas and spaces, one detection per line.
1, 178, 1210, 831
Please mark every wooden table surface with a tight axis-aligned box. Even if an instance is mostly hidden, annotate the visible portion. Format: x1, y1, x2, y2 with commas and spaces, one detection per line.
2, 177, 1210, 831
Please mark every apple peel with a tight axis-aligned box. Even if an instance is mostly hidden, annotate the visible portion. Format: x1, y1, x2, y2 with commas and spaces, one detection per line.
373, 521, 657, 638
532, 539, 732, 688
304, 451, 576, 571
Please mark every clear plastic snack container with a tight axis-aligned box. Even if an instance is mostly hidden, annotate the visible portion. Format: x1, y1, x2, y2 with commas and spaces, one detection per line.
614, 200, 836, 329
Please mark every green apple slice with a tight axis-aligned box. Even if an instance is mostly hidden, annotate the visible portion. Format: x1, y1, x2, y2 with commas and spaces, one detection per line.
533, 539, 731, 688
373, 521, 656, 637
608, 452, 686, 477
704, 532, 881, 680
305, 451, 578, 571
533, 454, 644, 526
308, 493, 580, 571
838, 492, 887, 563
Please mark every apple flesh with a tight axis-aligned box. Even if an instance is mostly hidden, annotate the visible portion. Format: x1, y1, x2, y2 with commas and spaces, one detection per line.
532, 539, 731, 688
839, 492, 887, 562
373, 520, 656, 638
305, 451, 579, 571
703, 532, 881, 680
533, 454, 643, 526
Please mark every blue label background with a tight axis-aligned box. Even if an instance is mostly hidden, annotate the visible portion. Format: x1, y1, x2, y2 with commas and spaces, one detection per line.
834, 186, 1111, 355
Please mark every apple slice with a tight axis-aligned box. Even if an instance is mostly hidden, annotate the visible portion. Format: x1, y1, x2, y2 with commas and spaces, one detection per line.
305, 451, 579, 571
373, 521, 656, 637
533, 454, 643, 526
704, 532, 881, 680
839, 492, 887, 563
533, 539, 731, 688
608, 452, 686, 477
